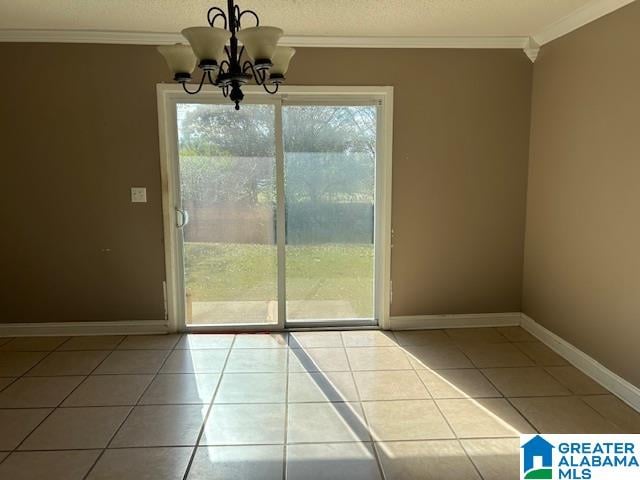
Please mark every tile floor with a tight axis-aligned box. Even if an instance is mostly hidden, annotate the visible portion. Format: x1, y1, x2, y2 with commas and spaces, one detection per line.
0, 327, 639, 479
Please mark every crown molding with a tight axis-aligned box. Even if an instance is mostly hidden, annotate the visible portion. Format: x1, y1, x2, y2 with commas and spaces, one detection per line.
532, 0, 636, 45
280, 35, 529, 49
523, 38, 540, 63
0, 28, 529, 50
0, 29, 184, 45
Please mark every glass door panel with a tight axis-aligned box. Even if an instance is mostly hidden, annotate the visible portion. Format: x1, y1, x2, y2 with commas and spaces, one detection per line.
176, 102, 278, 326
282, 105, 377, 323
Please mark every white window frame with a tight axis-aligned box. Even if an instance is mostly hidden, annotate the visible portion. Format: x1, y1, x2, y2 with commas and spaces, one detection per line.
157, 84, 393, 332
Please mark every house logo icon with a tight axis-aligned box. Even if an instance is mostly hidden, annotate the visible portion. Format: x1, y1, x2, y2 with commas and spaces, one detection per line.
521, 435, 554, 479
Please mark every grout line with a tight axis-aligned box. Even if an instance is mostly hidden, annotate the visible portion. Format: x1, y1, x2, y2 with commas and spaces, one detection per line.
9, 435, 525, 447
475, 368, 541, 435
15, 349, 67, 377
573, 397, 624, 431
458, 440, 489, 480
0, 377, 19, 394
0, 392, 604, 410
3, 343, 87, 455
342, 334, 387, 480
180, 335, 236, 480
411, 345, 488, 480
80, 334, 183, 480
53, 336, 86, 352
511, 341, 551, 366
502, 396, 542, 434
22, 352, 113, 378
46, 361, 578, 371
282, 336, 290, 480
3, 362, 574, 377
4, 436, 526, 449
3, 337, 128, 466
473, 345, 606, 431
1, 436, 530, 455
287, 334, 384, 475
0, 336, 73, 354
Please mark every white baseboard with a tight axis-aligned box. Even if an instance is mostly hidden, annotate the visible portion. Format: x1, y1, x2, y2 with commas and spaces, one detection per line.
389, 312, 521, 330
0, 320, 169, 337
520, 313, 640, 413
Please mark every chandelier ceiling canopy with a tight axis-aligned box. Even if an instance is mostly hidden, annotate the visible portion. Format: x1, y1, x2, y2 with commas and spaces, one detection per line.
158, 0, 295, 110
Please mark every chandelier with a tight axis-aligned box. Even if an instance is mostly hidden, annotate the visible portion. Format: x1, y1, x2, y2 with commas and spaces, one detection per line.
157, 0, 295, 110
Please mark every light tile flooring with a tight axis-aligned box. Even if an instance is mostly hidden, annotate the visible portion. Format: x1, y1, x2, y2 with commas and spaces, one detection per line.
1, 327, 639, 479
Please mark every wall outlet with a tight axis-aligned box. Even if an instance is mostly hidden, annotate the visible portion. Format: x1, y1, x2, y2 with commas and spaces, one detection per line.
131, 187, 147, 203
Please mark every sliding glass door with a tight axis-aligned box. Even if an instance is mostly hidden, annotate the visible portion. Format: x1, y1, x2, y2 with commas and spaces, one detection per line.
176, 102, 280, 327
161, 88, 390, 330
283, 105, 376, 325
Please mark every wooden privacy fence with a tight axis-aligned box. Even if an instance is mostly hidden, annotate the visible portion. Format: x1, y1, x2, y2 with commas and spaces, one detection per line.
183, 201, 374, 245
183, 202, 275, 244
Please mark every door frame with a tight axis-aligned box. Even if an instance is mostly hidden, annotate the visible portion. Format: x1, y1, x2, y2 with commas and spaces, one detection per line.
157, 84, 393, 332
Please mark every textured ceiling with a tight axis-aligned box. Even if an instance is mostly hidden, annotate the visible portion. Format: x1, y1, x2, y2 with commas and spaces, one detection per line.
0, 0, 591, 37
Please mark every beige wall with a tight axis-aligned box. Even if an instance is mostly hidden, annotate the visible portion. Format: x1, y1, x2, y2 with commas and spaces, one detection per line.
523, 2, 640, 386
0, 44, 532, 323
0, 44, 167, 322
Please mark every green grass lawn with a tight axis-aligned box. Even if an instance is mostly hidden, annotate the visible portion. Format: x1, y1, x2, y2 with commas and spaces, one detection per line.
185, 242, 374, 318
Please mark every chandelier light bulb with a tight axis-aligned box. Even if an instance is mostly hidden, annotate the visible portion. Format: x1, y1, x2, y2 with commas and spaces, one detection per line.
236, 26, 283, 66
157, 44, 197, 82
270, 46, 296, 79
181, 27, 231, 70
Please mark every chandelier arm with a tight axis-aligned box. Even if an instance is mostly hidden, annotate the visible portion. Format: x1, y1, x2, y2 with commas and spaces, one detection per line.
241, 60, 253, 74
222, 85, 229, 97
219, 59, 230, 74
207, 7, 228, 28
181, 72, 207, 95
262, 83, 279, 95
234, 4, 242, 29
206, 71, 217, 86
237, 9, 260, 27
242, 60, 266, 84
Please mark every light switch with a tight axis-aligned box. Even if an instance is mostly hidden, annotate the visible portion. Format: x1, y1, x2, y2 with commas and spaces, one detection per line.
131, 187, 147, 203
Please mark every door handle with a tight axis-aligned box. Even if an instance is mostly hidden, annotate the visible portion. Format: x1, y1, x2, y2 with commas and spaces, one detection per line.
176, 208, 189, 229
